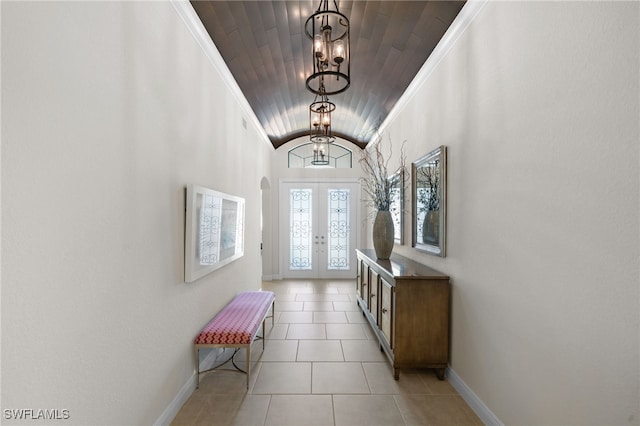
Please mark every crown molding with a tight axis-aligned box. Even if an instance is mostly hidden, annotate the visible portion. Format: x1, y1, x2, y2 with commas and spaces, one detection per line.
170, 0, 273, 149
375, 0, 489, 141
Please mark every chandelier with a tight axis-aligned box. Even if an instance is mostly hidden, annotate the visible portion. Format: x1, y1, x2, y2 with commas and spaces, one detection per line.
305, 0, 350, 96
309, 90, 335, 144
309, 84, 335, 166
311, 141, 330, 166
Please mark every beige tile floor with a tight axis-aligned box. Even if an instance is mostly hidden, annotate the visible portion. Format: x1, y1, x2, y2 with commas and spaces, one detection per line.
171, 279, 482, 426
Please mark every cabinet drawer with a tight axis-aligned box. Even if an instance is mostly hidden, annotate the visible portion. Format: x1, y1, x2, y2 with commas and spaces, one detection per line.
380, 277, 393, 348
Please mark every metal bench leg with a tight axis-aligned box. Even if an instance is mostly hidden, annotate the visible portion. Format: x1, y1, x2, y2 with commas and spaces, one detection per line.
194, 347, 200, 389
246, 345, 251, 390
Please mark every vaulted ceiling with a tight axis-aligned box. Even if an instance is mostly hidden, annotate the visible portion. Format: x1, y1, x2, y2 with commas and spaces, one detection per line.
190, 1, 466, 149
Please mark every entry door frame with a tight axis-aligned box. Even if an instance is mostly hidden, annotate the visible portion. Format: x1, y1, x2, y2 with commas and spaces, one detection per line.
279, 178, 361, 279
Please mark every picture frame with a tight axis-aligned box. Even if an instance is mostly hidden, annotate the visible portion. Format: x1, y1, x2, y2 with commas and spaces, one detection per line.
412, 146, 447, 257
185, 184, 245, 283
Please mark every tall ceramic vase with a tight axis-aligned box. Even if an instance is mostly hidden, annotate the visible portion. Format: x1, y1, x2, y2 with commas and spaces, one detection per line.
373, 210, 394, 259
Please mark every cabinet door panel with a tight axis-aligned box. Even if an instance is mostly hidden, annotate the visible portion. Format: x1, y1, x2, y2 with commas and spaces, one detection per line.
357, 259, 366, 299
369, 270, 379, 325
360, 263, 370, 309
380, 277, 393, 348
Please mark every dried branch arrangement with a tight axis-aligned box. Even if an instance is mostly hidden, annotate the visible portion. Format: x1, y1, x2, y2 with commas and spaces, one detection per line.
359, 134, 408, 212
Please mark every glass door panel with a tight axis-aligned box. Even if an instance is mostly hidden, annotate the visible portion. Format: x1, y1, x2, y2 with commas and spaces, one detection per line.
289, 188, 313, 271
281, 181, 358, 279
326, 188, 350, 271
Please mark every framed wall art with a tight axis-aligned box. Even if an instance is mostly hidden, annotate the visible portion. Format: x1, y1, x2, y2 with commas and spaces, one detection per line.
185, 184, 245, 283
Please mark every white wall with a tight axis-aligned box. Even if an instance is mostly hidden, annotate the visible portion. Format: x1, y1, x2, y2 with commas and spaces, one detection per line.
373, 1, 639, 424
1, 1, 271, 424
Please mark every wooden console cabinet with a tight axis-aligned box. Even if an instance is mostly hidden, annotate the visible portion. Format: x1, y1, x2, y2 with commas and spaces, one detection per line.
356, 249, 450, 380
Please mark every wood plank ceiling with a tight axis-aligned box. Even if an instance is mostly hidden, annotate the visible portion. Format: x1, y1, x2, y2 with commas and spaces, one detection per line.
190, 1, 465, 149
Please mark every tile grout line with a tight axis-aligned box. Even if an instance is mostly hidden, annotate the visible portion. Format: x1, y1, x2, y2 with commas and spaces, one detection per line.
261, 394, 272, 426
331, 394, 337, 426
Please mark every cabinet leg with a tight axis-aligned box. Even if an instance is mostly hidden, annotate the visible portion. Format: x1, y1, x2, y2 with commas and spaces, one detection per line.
435, 368, 446, 381
393, 368, 400, 380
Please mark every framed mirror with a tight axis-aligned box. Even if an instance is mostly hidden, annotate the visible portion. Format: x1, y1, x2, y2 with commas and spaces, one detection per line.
388, 170, 405, 244
412, 146, 447, 256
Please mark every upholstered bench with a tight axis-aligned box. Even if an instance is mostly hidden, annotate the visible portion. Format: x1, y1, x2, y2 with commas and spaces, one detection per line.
194, 291, 275, 389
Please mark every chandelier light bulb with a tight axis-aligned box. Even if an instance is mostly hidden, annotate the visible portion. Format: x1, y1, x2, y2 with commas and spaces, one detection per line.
333, 39, 344, 64
322, 113, 330, 127
314, 34, 325, 60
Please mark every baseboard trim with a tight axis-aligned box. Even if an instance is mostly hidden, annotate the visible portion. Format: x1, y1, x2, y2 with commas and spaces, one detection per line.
153, 349, 223, 426
153, 373, 195, 426
446, 367, 503, 426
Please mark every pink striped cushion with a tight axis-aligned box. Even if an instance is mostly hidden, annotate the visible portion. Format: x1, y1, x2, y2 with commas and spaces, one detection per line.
194, 291, 275, 345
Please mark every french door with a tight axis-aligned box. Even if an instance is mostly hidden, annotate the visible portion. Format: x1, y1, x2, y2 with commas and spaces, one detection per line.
280, 180, 360, 279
